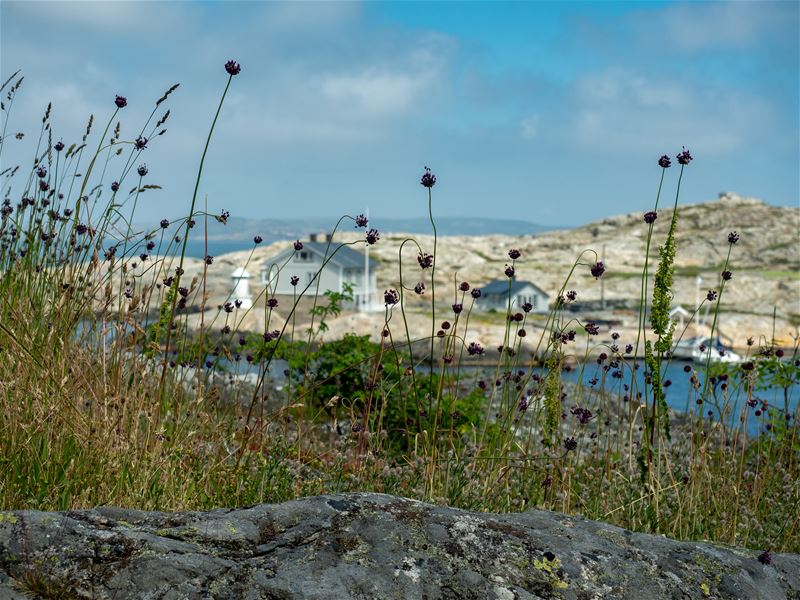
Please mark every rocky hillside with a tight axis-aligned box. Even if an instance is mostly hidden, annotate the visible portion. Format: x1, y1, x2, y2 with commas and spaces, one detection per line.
140, 193, 798, 346
2, 493, 797, 599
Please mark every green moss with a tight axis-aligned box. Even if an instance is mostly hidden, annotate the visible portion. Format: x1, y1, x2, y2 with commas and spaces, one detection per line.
0, 512, 18, 524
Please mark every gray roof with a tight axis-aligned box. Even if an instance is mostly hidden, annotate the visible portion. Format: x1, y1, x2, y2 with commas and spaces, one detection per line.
261, 241, 379, 270
480, 279, 549, 298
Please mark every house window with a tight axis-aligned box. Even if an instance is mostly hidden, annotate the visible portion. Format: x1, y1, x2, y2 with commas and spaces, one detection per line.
297, 251, 311, 261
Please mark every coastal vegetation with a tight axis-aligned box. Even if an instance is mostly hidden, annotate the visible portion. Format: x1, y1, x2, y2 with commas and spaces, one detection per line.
1, 62, 798, 557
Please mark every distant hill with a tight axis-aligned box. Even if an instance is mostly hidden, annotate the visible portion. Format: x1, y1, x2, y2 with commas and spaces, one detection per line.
135, 216, 558, 258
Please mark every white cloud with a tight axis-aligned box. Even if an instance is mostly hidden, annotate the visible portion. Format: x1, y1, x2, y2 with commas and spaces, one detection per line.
520, 115, 539, 139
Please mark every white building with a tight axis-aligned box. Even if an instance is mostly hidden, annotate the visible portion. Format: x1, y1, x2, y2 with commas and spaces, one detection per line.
259, 234, 379, 310
477, 279, 550, 313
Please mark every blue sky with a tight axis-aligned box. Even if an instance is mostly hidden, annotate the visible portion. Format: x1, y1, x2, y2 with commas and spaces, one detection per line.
1, 1, 798, 227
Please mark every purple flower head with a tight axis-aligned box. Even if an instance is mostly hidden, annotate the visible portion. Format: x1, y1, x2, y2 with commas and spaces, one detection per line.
204, 254, 214, 265
676, 147, 692, 165
758, 551, 772, 565
591, 261, 605, 278
365, 228, 380, 245
54, 140, 64, 152
658, 155, 671, 168
139, 253, 148, 262
420, 166, 436, 188
134, 136, 148, 150
417, 252, 433, 269
414, 281, 425, 295
459, 281, 470, 292
267, 298, 278, 308
471, 288, 481, 299
644, 211, 658, 224
137, 164, 148, 177
224, 302, 234, 313
625, 343, 633, 354
225, 60, 241, 76
522, 302, 533, 313
504, 265, 515, 278
115, 95, 127, 109
508, 248, 521, 260
564, 437, 578, 452
517, 329, 526, 337
355, 214, 368, 228
584, 322, 600, 335
39, 180, 48, 191
452, 303, 463, 314
110, 181, 119, 192
293, 240, 303, 251
721, 270, 733, 281
254, 235, 262, 244
146, 240, 156, 250
160, 219, 170, 229
707, 290, 717, 301
728, 231, 740, 245
571, 406, 593, 425
290, 275, 299, 286
566, 289, 577, 301
218, 209, 230, 224
384, 288, 399, 305
36, 166, 46, 179
467, 341, 484, 356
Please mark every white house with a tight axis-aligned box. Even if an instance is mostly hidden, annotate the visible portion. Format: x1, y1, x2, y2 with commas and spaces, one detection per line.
477, 279, 550, 313
259, 233, 379, 310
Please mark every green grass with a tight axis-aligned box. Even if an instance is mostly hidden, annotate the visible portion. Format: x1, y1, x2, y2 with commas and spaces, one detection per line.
1, 65, 799, 555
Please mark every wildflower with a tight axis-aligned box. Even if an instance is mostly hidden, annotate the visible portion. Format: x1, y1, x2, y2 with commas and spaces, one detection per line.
758, 551, 772, 565
747, 336, 754, 346
522, 302, 532, 313
290, 275, 299, 286
564, 437, 578, 452
658, 155, 671, 168
384, 288, 399, 305
420, 166, 436, 188
584, 322, 600, 335
644, 211, 658, 224
459, 281, 470, 292
417, 253, 433, 269
365, 228, 380, 245
611, 331, 620, 340
414, 281, 425, 295
160, 219, 170, 229
115, 95, 127, 108
36, 166, 46, 178
721, 270, 732, 281
134, 136, 147, 150
293, 240, 303, 251
355, 214, 368, 228
467, 341, 484, 356
508, 248, 521, 260
54, 140, 64, 152
267, 298, 278, 308
728, 231, 740, 244
137, 164, 148, 177
39, 180, 48, 191
504, 265, 515, 278
187, 219, 196, 228
566, 290, 577, 301
471, 288, 481, 299
217, 209, 230, 224
111, 181, 119, 192
441, 321, 451, 330
590, 261, 605, 278
225, 60, 241, 76
254, 235, 262, 244
517, 329, 526, 337
707, 290, 717, 301
571, 406, 593, 425
146, 240, 156, 250
452, 303, 463, 314
204, 255, 214, 265
223, 302, 234, 313
676, 147, 692, 165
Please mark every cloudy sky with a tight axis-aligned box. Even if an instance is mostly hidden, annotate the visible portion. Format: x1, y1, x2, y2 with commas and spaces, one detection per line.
1, 1, 797, 227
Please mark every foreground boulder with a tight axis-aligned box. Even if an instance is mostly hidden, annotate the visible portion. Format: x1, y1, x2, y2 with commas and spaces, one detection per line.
1, 493, 797, 599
